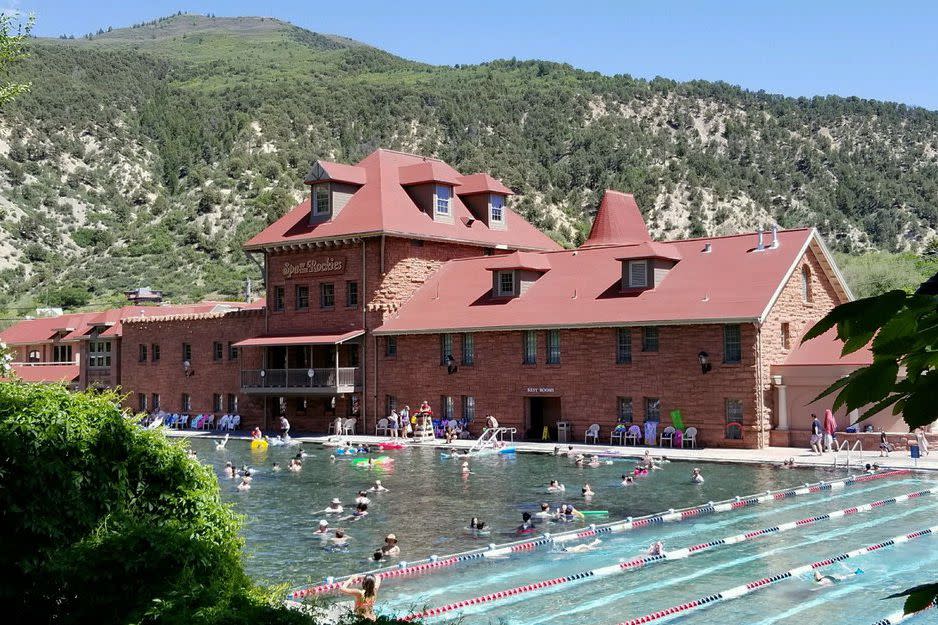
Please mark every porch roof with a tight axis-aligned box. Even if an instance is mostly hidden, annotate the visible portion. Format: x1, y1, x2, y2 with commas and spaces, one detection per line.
232, 330, 364, 347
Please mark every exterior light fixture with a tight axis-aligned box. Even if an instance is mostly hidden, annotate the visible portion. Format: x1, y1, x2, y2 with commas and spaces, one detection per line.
698, 351, 711, 374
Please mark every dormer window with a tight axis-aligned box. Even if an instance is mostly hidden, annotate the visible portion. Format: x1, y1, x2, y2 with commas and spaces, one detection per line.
312, 184, 330, 216
628, 260, 648, 288
497, 270, 515, 297
435, 185, 452, 215
490, 194, 504, 223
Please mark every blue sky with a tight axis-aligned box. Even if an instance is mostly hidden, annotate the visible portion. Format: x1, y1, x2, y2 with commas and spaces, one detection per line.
8, 0, 938, 110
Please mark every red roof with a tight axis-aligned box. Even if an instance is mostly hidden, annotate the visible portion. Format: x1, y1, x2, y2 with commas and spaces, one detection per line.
614, 241, 682, 262
455, 173, 513, 196
484, 251, 552, 272
398, 161, 462, 186
375, 228, 819, 334
244, 149, 560, 252
10, 363, 79, 384
306, 160, 367, 185
784, 328, 873, 366
233, 330, 364, 347
581, 191, 650, 248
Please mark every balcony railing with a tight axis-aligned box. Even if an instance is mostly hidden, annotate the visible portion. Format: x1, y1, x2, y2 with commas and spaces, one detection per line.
241, 367, 359, 392
12, 361, 78, 366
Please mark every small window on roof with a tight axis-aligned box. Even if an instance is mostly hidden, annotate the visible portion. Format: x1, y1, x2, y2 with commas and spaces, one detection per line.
312, 184, 330, 216
490, 194, 504, 222
628, 260, 648, 288
435, 185, 452, 215
497, 270, 515, 297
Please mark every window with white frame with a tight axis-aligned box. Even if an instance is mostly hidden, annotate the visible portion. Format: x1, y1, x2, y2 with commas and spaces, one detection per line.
628, 260, 648, 287
617, 397, 633, 423
497, 270, 515, 297
28, 350, 40, 362
641, 326, 659, 352
490, 194, 504, 222
440, 333, 453, 365
462, 395, 476, 421
644, 397, 661, 422
312, 184, 330, 216
441, 395, 454, 419
461, 333, 474, 366
725, 399, 743, 439
522, 330, 537, 364
616, 328, 632, 364
546, 329, 561, 364
435, 185, 452, 215
723, 324, 741, 363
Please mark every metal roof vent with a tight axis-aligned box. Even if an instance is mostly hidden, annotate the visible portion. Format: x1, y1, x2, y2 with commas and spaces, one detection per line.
702, 242, 712, 254
755, 229, 765, 252
769, 226, 780, 249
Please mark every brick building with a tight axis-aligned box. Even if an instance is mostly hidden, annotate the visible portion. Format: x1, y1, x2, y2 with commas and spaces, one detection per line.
6, 148, 894, 449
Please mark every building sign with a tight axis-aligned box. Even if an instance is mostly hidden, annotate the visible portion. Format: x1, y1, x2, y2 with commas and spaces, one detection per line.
281, 257, 345, 279
525, 386, 556, 394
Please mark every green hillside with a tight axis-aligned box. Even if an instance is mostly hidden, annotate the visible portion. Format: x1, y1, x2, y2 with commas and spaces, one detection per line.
1, 12, 937, 311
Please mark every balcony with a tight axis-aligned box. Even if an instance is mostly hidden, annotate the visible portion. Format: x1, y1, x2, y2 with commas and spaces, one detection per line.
240, 367, 359, 394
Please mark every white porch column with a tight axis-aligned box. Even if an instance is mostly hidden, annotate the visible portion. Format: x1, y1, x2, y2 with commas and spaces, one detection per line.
772, 375, 788, 431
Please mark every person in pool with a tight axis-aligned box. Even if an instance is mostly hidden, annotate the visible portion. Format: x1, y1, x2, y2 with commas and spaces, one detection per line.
372, 550, 384, 563
272, 462, 281, 472
369, 480, 388, 492
461, 461, 471, 474
381, 534, 400, 557
574, 454, 585, 466
329, 529, 349, 548
355, 491, 371, 506
223, 462, 236, 478
321, 498, 344, 514
339, 574, 381, 622
691, 468, 705, 484
345, 502, 368, 521
558, 504, 585, 521
535, 503, 554, 521
582, 484, 595, 498
621, 475, 634, 486
468, 518, 489, 534
647, 541, 666, 556
814, 568, 863, 586
560, 539, 602, 553
251, 426, 262, 440
548, 480, 566, 492
517, 512, 535, 533
587, 456, 601, 468
314, 519, 330, 536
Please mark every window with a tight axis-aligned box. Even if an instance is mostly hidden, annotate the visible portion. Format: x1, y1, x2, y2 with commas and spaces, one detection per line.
617, 397, 633, 423
348, 346, 360, 367
138, 393, 147, 412
151, 343, 160, 362
28, 350, 40, 363
461, 333, 474, 366
182, 342, 192, 363
644, 397, 661, 422
435, 184, 452, 215
725, 399, 743, 440
440, 333, 453, 365
628, 260, 648, 288
440, 395, 454, 419
497, 270, 515, 296
616, 328, 632, 364
490, 194, 504, 222
546, 330, 561, 364
522, 330, 537, 364
346, 281, 359, 307
642, 326, 659, 352
801, 266, 813, 303
138, 344, 147, 362
213, 341, 223, 361
385, 336, 397, 357
227, 393, 238, 414
723, 324, 742, 364
181, 393, 191, 413
88, 341, 112, 368
320, 282, 335, 308
273, 286, 285, 311
227, 342, 238, 360
462, 395, 476, 421
386, 395, 397, 415
53, 344, 72, 362
151, 393, 160, 411
312, 184, 330, 215
780, 322, 791, 350
295, 284, 309, 310
213, 393, 222, 413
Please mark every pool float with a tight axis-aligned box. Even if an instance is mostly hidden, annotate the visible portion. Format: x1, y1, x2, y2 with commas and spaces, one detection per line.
250, 439, 268, 451
350, 455, 394, 466
334, 448, 358, 455
579, 510, 609, 516
378, 442, 405, 450
498, 447, 516, 455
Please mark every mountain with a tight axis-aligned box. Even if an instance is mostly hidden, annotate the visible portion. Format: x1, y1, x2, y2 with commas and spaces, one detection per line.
1, 12, 937, 310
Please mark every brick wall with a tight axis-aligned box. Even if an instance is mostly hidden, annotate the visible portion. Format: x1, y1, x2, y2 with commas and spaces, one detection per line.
376, 323, 761, 448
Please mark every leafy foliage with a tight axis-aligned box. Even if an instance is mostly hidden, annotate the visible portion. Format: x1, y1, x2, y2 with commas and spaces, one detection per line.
0, 12, 33, 105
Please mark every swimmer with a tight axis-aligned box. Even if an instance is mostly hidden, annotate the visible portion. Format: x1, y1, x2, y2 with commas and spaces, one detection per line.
223, 462, 236, 478
298, 449, 308, 459
691, 468, 704, 484
339, 574, 380, 622
647, 540, 666, 556
272, 462, 282, 472
659, 456, 671, 464
329, 529, 349, 548
587, 456, 601, 468
330, 455, 336, 463
864, 463, 875, 474
237, 479, 251, 491
582, 484, 595, 498
517, 512, 534, 533
553, 446, 561, 456
321, 498, 344, 514
558, 504, 585, 520
813, 568, 863, 586
372, 550, 384, 562
534, 502, 554, 520
240, 470, 253, 485
368, 480, 388, 492
345, 502, 368, 521
314, 519, 330, 536
574, 454, 585, 466
288, 458, 302, 472
547, 480, 566, 493
215, 434, 229, 451
461, 461, 471, 474
621, 474, 634, 486
381, 533, 400, 557
355, 491, 372, 506
468, 517, 490, 535
560, 538, 602, 553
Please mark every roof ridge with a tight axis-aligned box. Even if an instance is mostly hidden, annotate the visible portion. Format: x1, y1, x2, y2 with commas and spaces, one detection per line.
374, 147, 444, 162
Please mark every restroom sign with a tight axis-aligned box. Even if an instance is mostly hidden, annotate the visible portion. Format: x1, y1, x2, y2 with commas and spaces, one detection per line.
525, 386, 556, 394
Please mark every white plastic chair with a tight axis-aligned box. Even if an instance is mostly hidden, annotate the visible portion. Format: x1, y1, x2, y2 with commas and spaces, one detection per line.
342, 418, 357, 435
376, 418, 390, 436
626, 425, 641, 445
610, 426, 626, 445
683, 427, 698, 449
203, 414, 215, 430
660, 426, 676, 447
230, 415, 240, 430
584, 423, 600, 444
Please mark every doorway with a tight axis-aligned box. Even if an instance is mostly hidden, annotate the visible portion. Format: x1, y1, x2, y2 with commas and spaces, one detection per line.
525, 396, 562, 439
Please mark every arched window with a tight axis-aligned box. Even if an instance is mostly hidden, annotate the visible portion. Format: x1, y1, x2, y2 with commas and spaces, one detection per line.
28, 350, 41, 363
801, 266, 813, 303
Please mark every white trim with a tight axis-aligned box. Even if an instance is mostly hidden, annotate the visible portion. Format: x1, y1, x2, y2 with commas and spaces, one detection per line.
628, 259, 648, 287
756, 232, 813, 324
811, 232, 855, 301
373, 317, 759, 336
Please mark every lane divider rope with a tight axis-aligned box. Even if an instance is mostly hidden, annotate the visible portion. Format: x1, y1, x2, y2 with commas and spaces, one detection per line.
288, 469, 911, 599
610, 525, 938, 625
397, 488, 933, 621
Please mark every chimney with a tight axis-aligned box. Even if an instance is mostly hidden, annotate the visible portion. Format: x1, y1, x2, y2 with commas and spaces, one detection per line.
770, 226, 779, 249
703, 242, 712, 254
755, 229, 765, 252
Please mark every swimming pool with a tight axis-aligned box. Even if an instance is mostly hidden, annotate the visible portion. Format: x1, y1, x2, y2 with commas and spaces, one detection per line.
190, 438, 935, 623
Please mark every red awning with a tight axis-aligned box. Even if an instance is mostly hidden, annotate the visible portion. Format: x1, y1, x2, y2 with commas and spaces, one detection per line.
10, 363, 80, 383
233, 330, 365, 348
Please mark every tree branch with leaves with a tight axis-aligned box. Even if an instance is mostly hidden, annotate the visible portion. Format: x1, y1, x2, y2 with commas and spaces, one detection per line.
0, 11, 34, 106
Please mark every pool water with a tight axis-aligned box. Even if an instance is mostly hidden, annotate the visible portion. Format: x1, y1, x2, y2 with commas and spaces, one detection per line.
189, 439, 935, 624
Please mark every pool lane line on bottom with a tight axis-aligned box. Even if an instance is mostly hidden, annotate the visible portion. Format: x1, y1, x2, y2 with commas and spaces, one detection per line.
396, 488, 934, 622
606, 525, 938, 625
288, 469, 911, 599
871, 600, 937, 625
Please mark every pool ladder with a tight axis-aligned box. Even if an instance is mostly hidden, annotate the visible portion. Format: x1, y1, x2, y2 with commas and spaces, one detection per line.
833, 439, 863, 468
470, 427, 516, 452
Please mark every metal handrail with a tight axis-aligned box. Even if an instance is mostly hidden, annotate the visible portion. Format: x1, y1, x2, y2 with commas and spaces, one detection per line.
241, 367, 359, 389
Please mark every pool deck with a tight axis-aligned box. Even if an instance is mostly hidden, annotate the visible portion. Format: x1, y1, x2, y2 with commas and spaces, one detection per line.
166, 429, 938, 472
